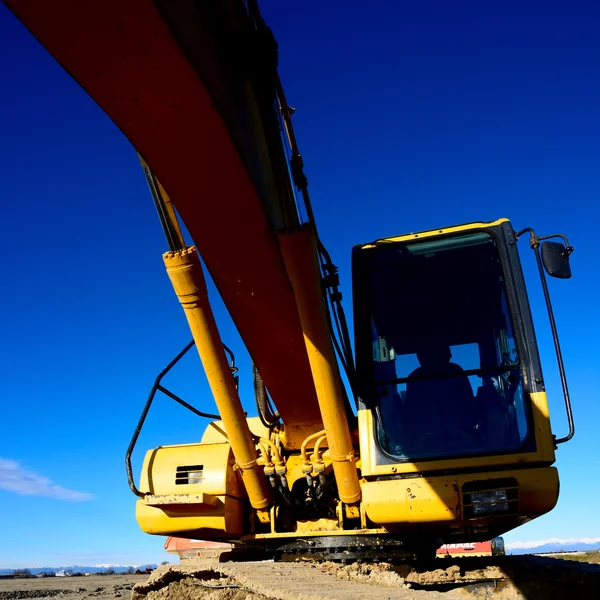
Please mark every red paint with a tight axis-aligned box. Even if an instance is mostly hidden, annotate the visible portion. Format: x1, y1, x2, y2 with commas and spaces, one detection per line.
5, 0, 323, 442
437, 541, 494, 557
164, 537, 232, 555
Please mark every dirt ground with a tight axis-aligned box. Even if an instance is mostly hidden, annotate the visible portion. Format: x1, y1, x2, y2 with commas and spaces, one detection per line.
0, 574, 147, 600
129, 556, 600, 600
132, 562, 452, 599
0, 573, 271, 600
550, 551, 600, 564
2, 554, 600, 600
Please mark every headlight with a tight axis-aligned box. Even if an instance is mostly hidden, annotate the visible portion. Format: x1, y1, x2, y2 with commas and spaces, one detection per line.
470, 489, 508, 515
462, 478, 519, 519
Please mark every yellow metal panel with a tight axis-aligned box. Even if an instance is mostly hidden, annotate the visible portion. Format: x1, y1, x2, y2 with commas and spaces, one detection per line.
143, 493, 220, 507
140, 442, 233, 497
200, 417, 270, 445
244, 527, 388, 541
362, 467, 558, 527
360, 219, 509, 249
363, 478, 460, 524
357, 409, 378, 476
529, 391, 556, 462
136, 499, 237, 537
518, 466, 559, 516
136, 442, 246, 537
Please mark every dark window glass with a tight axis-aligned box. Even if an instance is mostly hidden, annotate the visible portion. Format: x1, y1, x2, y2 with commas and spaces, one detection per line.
368, 232, 529, 460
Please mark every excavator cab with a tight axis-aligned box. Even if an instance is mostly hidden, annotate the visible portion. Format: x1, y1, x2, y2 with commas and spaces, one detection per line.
356, 220, 531, 460
352, 218, 574, 542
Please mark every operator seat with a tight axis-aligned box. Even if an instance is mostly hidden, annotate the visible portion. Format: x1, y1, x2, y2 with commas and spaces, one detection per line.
404, 344, 478, 455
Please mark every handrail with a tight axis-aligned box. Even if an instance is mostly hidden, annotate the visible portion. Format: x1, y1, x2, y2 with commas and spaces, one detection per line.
125, 340, 220, 498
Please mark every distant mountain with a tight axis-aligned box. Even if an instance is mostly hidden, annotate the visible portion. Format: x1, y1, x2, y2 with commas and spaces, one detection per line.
507, 539, 600, 555
0, 564, 158, 576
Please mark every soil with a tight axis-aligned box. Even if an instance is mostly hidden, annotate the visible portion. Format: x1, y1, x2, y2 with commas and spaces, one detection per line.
0, 575, 147, 600
4, 555, 600, 600
131, 568, 270, 600
132, 562, 457, 599
551, 551, 600, 565
315, 560, 507, 587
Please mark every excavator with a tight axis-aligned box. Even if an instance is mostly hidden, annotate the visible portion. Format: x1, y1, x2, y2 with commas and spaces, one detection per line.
4, 0, 576, 560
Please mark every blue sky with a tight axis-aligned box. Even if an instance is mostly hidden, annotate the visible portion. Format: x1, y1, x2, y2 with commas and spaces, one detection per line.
1, 1, 599, 567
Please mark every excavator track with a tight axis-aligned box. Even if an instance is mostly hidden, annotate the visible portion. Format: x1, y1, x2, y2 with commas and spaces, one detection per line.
267, 534, 415, 564
132, 554, 600, 600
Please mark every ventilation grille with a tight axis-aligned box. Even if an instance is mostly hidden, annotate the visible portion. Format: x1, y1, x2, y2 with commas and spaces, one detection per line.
175, 464, 204, 485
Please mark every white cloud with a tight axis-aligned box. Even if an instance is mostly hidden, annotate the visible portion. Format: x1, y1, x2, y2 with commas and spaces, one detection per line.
0, 458, 93, 502
506, 537, 600, 550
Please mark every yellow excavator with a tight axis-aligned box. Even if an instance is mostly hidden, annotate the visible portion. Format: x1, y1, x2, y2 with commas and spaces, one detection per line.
5, 0, 575, 559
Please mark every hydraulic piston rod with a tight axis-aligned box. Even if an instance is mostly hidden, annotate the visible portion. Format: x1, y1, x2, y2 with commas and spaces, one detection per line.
164, 246, 272, 510
279, 228, 361, 504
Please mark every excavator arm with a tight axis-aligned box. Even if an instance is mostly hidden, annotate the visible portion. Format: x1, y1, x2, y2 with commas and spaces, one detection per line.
4, 0, 331, 446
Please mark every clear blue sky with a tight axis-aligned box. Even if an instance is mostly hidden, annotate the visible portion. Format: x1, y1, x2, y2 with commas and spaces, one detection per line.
1, 1, 599, 567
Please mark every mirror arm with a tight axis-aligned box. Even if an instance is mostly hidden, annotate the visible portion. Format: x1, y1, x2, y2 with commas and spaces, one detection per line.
515, 227, 575, 445
515, 227, 538, 248
516, 228, 573, 251
537, 233, 574, 259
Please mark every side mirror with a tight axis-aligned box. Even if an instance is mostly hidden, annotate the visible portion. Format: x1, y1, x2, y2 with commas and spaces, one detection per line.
515, 226, 575, 444
541, 241, 573, 279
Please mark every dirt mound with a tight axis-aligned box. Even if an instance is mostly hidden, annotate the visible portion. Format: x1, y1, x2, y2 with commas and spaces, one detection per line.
407, 563, 504, 586
314, 559, 507, 588
315, 561, 411, 588
139, 579, 267, 600
137, 561, 450, 599
132, 567, 270, 600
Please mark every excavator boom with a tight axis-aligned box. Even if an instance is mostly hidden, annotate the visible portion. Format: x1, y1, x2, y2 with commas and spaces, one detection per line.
4, 0, 323, 446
